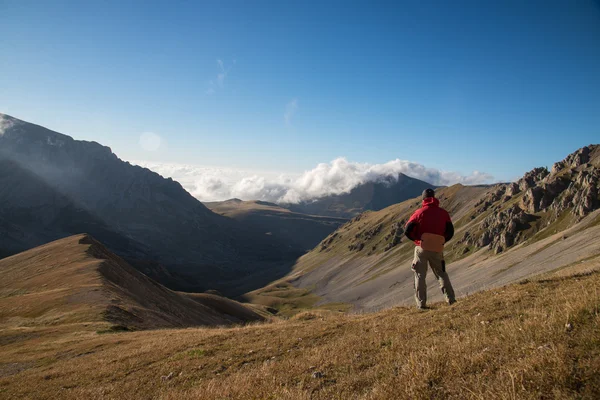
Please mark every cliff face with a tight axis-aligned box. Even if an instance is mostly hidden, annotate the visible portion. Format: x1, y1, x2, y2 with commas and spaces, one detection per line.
464, 145, 600, 254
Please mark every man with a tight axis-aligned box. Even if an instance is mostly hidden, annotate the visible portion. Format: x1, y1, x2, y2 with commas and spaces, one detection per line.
405, 188, 456, 309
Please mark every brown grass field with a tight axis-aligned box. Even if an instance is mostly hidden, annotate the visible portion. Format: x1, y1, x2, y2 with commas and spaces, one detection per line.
1, 258, 599, 399
0, 235, 264, 330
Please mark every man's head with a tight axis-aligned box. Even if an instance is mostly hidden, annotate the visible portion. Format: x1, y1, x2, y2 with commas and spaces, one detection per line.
422, 188, 435, 200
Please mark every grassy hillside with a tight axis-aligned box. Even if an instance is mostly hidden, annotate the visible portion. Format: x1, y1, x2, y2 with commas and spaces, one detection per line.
0, 235, 263, 329
0, 259, 598, 399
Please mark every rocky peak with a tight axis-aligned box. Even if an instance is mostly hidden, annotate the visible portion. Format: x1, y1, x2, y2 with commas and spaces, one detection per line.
0, 114, 115, 162
551, 145, 596, 174
519, 146, 599, 217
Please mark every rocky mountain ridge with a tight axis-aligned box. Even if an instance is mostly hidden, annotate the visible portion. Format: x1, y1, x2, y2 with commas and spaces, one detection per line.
463, 145, 599, 254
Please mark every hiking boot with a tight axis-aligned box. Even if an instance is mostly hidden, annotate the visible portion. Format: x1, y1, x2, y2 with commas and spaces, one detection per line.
417, 305, 430, 310
448, 299, 457, 306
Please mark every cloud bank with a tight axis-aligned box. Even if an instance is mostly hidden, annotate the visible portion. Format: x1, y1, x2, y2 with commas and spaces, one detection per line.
132, 158, 493, 203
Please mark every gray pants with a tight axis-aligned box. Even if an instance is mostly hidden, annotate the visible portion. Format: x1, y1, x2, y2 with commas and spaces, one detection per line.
412, 246, 456, 307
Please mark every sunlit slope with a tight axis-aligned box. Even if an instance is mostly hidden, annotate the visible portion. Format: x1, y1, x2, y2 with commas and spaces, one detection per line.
0, 235, 263, 329
1, 261, 598, 399
251, 145, 600, 312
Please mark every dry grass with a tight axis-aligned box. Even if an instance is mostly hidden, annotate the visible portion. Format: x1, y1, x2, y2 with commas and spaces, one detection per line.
1, 264, 599, 399
0, 235, 264, 330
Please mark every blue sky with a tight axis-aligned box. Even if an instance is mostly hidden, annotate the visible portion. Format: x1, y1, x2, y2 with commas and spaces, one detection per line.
1, 0, 599, 189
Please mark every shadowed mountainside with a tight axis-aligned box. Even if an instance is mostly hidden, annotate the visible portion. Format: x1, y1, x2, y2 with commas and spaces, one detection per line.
204, 199, 347, 251
0, 235, 263, 329
0, 113, 301, 295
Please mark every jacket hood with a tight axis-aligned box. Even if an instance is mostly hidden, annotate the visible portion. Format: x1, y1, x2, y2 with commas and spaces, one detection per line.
422, 197, 440, 207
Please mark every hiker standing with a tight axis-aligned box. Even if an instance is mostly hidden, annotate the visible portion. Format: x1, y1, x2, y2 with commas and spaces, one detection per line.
405, 189, 456, 309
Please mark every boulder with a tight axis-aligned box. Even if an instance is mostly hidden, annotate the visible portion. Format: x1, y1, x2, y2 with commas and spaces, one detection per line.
518, 167, 549, 191
505, 182, 520, 197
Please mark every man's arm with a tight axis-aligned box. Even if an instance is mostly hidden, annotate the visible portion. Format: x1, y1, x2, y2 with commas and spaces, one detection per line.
444, 211, 454, 242
405, 211, 420, 242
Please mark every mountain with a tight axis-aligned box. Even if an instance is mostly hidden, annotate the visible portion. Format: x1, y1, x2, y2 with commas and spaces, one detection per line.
204, 199, 347, 251
282, 173, 436, 218
248, 145, 600, 312
0, 158, 146, 255
0, 113, 300, 294
0, 235, 263, 329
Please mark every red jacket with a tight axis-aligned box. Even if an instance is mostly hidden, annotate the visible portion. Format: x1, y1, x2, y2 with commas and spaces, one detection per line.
405, 197, 454, 248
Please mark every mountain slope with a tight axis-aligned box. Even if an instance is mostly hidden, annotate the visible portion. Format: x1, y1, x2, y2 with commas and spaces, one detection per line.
1, 261, 599, 398
204, 199, 347, 251
249, 145, 600, 312
282, 173, 435, 218
0, 113, 299, 294
0, 235, 263, 329
0, 159, 148, 257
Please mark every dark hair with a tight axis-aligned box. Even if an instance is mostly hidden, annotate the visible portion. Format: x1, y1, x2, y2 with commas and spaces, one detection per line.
422, 188, 435, 199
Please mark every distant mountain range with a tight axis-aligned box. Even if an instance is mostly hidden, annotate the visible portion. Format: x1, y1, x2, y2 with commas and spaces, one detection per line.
0, 113, 301, 295
281, 174, 436, 218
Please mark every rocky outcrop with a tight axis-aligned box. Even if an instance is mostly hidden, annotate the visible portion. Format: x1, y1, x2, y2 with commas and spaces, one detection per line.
505, 182, 520, 197
383, 221, 404, 251
520, 175, 571, 214
474, 185, 507, 212
518, 167, 549, 192
347, 223, 384, 252
462, 205, 536, 253
469, 145, 599, 253
555, 168, 600, 217
551, 146, 591, 173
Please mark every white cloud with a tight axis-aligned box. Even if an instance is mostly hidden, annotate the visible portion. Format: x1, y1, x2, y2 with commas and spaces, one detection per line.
131, 157, 494, 203
284, 98, 298, 125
